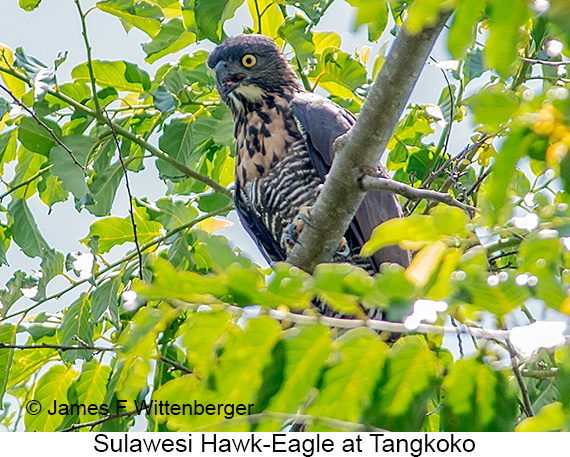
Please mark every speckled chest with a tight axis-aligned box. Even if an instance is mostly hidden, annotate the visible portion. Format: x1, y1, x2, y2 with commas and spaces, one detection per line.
234, 93, 304, 186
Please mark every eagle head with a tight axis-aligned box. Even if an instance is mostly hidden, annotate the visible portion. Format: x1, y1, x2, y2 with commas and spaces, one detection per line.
207, 34, 299, 114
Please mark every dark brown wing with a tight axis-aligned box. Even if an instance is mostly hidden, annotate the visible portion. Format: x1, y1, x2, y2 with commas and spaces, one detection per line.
290, 92, 410, 271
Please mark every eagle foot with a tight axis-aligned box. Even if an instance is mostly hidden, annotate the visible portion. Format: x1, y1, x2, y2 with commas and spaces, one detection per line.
282, 206, 350, 258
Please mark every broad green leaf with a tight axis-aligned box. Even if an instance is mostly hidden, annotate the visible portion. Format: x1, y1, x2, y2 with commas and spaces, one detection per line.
72, 60, 151, 92
157, 115, 215, 180
405, 0, 455, 34
38, 173, 68, 207
85, 162, 124, 216
97, 0, 163, 36
49, 135, 94, 201
463, 48, 486, 84
91, 275, 120, 322
0, 271, 35, 315
117, 305, 177, 358
194, 0, 245, 43
7, 342, 57, 388
144, 197, 199, 230
278, 15, 315, 66
0, 224, 11, 267
345, 0, 388, 41
443, 358, 518, 431
486, 0, 529, 77
465, 83, 519, 131
283, 0, 328, 23
484, 128, 531, 219
0, 324, 17, 404
0, 129, 18, 174
362, 336, 441, 431
17, 116, 61, 155
312, 47, 367, 97
258, 324, 332, 431
308, 328, 387, 431
516, 402, 567, 432
8, 198, 50, 258
152, 86, 176, 112
58, 293, 93, 362
133, 256, 227, 302
61, 360, 112, 429
11, 146, 45, 199
38, 248, 64, 298
447, 0, 486, 58
24, 364, 78, 431
82, 204, 162, 253
155, 316, 281, 431
363, 206, 468, 255
180, 311, 236, 378
142, 19, 197, 64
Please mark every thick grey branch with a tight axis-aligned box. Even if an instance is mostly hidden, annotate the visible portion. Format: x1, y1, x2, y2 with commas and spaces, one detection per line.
286, 10, 453, 272
361, 175, 477, 214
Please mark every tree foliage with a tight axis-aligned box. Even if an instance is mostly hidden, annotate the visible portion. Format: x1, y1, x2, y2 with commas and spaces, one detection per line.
1, 0, 570, 432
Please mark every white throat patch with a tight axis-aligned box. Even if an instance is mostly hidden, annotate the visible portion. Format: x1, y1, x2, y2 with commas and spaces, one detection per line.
233, 84, 264, 103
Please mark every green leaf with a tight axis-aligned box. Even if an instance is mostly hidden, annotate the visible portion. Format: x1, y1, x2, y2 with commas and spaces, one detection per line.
82, 204, 162, 253
0, 271, 35, 315
118, 305, 176, 358
85, 162, 124, 216
258, 324, 332, 430
312, 47, 367, 98
464, 83, 519, 131
247, 0, 284, 41
447, 0, 486, 58
38, 173, 69, 208
18, 0, 43, 11
0, 224, 11, 267
24, 364, 78, 431
11, 146, 45, 199
72, 60, 151, 92
91, 275, 120, 322
152, 86, 176, 112
443, 358, 518, 431
133, 257, 228, 302
49, 135, 94, 201
142, 18, 197, 64
0, 129, 18, 175
363, 206, 469, 255
463, 48, 486, 84
0, 44, 27, 98
17, 116, 61, 155
485, 129, 531, 218
345, 0, 388, 41
180, 311, 236, 378
405, 0, 455, 34
157, 115, 215, 180
516, 402, 567, 432
97, 0, 163, 36
0, 324, 17, 404
61, 360, 112, 428
8, 198, 50, 258
308, 328, 387, 430
278, 15, 315, 66
58, 293, 93, 362
362, 336, 440, 431
38, 248, 64, 298
194, 0, 245, 43
486, 0, 529, 77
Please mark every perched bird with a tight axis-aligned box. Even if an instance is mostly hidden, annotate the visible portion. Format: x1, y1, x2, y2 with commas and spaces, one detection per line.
207, 35, 409, 315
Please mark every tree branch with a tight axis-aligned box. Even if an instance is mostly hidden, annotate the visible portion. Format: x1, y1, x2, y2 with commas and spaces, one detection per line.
361, 175, 477, 215
59, 409, 138, 432
286, 9, 453, 272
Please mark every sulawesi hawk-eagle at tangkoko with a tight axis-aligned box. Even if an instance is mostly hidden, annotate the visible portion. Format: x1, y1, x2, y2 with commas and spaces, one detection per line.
207, 35, 409, 314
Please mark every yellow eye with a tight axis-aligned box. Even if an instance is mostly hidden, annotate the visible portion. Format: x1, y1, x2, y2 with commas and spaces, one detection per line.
241, 54, 256, 68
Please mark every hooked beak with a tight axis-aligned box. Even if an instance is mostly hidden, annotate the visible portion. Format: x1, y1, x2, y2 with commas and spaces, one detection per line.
215, 61, 246, 95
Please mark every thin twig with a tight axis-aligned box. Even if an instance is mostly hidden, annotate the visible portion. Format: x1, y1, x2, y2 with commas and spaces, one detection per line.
0, 164, 53, 201
521, 57, 570, 67
192, 411, 385, 432
507, 340, 534, 418
103, 108, 143, 280
521, 368, 558, 379
59, 409, 138, 432
0, 82, 85, 172
361, 175, 477, 215
74, 0, 101, 115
